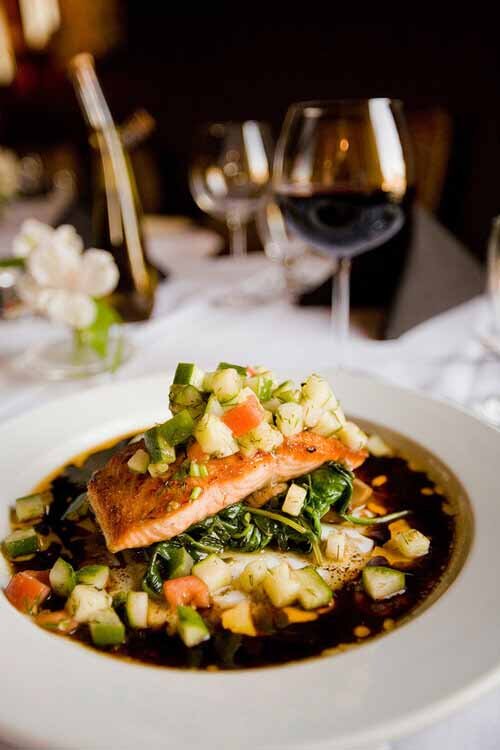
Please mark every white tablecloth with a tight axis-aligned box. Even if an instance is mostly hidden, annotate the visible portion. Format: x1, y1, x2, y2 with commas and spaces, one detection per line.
0, 265, 499, 750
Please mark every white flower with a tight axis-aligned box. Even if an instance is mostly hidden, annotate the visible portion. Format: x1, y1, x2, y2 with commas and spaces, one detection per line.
0, 147, 20, 202
14, 221, 119, 329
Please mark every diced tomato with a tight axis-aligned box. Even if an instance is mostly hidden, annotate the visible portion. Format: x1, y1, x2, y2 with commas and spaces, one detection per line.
221, 396, 264, 437
25, 569, 51, 586
187, 441, 209, 464
246, 366, 257, 376
35, 610, 78, 634
163, 576, 210, 609
5, 571, 51, 614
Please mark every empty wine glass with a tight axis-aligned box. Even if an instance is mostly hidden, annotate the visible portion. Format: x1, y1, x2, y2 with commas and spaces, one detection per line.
273, 99, 414, 366
189, 121, 273, 257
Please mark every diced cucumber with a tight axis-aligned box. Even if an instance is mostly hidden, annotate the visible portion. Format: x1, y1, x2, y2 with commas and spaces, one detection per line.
217, 361, 248, 376
221, 600, 257, 636
127, 448, 150, 473
157, 409, 195, 446
311, 410, 342, 437
393, 529, 430, 558
337, 422, 368, 451
238, 559, 268, 593
332, 404, 347, 427
61, 492, 89, 521
325, 529, 346, 562
275, 402, 303, 437
273, 380, 300, 403
15, 493, 46, 522
301, 399, 323, 428
295, 566, 333, 610
263, 562, 300, 608
66, 584, 112, 623
237, 421, 283, 457
144, 426, 176, 465
205, 394, 223, 417
173, 362, 205, 389
212, 589, 248, 610
125, 591, 148, 628
301, 374, 332, 408
202, 371, 216, 392
211, 368, 242, 403
262, 397, 282, 413
194, 414, 238, 457
3, 528, 39, 559
168, 547, 194, 579
177, 605, 210, 647
192, 555, 231, 592
169, 384, 205, 418
367, 434, 394, 457
76, 564, 110, 590
246, 374, 274, 402
49, 557, 76, 597
282, 483, 307, 516
148, 461, 173, 478
89, 609, 126, 647
362, 566, 406, 600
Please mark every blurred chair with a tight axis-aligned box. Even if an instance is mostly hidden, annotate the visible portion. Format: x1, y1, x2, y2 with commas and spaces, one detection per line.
407, 107, 453, 213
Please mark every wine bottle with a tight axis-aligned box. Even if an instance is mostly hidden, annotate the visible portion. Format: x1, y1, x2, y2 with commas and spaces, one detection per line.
68, 53, 157, 322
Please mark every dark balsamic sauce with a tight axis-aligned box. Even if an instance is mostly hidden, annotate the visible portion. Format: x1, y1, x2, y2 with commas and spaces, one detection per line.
10, 441, 456, 671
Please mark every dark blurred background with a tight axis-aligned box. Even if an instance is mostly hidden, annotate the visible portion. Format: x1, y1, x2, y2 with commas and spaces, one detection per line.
0, 3, 499, 276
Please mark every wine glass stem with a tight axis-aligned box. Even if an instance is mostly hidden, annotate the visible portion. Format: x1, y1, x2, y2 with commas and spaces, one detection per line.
331, 256, 351, 368
227, 216, 247, 257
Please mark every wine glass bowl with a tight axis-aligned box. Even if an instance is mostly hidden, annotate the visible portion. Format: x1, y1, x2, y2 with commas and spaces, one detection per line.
189, 121, 273, 256
273, 98, 413, 363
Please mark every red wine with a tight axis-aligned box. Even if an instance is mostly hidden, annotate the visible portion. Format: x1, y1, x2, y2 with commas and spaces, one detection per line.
277, 189, 406, 258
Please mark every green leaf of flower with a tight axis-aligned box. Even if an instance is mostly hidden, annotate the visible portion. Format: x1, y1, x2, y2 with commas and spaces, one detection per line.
77, 299, 121, 359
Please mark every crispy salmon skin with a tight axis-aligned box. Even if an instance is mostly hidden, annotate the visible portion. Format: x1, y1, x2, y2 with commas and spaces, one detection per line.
88, 432, 366, 552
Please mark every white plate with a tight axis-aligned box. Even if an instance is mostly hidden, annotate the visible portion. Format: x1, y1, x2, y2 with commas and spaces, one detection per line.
0, 371, 499, 750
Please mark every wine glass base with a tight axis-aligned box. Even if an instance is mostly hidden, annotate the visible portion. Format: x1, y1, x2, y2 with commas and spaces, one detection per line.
15, 330, 132, 381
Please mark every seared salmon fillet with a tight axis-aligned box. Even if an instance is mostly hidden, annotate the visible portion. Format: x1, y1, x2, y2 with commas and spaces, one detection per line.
88, 431, 366, 552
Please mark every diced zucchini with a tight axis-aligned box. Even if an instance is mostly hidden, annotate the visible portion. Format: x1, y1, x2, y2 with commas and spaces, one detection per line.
323, 393, 340, 411
325, 529, 346, 562
148, 461, 172, 478
177, 605, 210, 647
127, 448, 150, 474
76, 564, 110, 590
238, 559, 269, 593
275, 402, 304, 437
301, 374, 332, 408
61, 492, 89, 521
89, 609, 126, 647
211, 368, 242, 403
157, 409, 195, 446
49, 557, 76, 597
66, 584, 112, 623
221, 600, 257, 636
362, 566, 406, 600
282, 483, 307, 516
192, 555, 231, 592
237, 421, 283, 457
3, 528, 39, 559
169, 384, 205, 418
263, 562, 300, 608
393, 529, 430, 558
301, 399, 323, 428
273, 380, 300, 403
125, 591, 148, 628
194, 414, 238, 457
262, 397, 282, 413
202, 371, 216, 392
367, 434, 394, 457
337, 421, 368, 451
173, 362, 205, 389
15, 493, 46, 522
144, 426, 176, 465
311, 410, 342, 437
168, 547, 194, 579
246, 374, 274, 402
205, 394, 223, 417
295, 566, 333, 610
217, 361, 248, 376
332, 404, 347, 426
212, 589, 248, 610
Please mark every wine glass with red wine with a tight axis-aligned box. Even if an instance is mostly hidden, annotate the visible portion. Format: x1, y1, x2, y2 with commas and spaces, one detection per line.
274, 99, 413, 364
